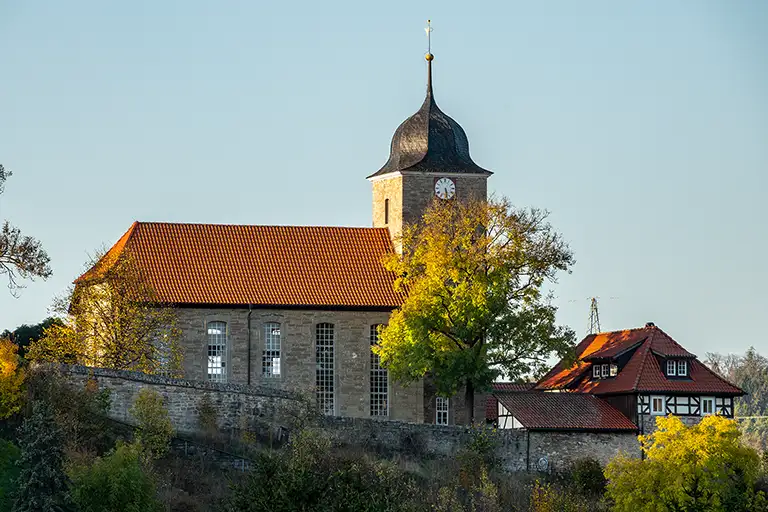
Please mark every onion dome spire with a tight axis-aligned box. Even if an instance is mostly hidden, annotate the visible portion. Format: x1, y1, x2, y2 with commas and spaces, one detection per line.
368, 24, 491, 179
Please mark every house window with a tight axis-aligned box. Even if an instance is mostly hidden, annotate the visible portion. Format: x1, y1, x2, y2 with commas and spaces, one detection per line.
436, 397, 449, 425
601, 364, 609, 378
667, 360, 677, 376
677, 360, 687, 377
651, 395, 665, 416
610, 364, 618, 377
701, 396, 715, 416
370, 324, 388, 417
384, 199, 389, 225
592, 365, 600, 378
207, 321, 228, 383
153, 334, 173, 377
262, 322, 281, 377
315, 323, 335, 415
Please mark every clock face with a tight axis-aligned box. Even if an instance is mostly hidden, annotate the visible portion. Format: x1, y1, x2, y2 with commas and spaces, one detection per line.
434, 178, 456, 200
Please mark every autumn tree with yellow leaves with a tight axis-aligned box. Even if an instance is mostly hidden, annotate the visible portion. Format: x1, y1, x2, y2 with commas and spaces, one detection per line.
375, 197, 576, 423
0, 337, 25, 419
28, 250, 182, 376
606, 415, 767, 511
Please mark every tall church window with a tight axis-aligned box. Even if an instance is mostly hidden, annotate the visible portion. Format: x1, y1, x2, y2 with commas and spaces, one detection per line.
207, 321, 228, 383
370, 324, 388, 417
436, 397, 449, 425
263, 322, 281, 377
384, 199, 389, 225
316, 323, 335, 415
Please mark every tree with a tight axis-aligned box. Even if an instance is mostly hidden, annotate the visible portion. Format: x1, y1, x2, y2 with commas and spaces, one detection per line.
129, 388, 174, 460
1, 317, 64, 357
375, 197, 575, 423
27, 250, 182, 375
12, 401, 75, 512
0, 165, 52, 296
605, 415, 767, 512
706, 348, 768, 453
0, 338, 25, 419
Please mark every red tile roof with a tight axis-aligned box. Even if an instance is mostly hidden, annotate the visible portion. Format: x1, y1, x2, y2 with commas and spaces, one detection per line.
77, 222, 406, 308
536, 325, 742, 396
494, 392, 638, 432
485, 382, 536, 421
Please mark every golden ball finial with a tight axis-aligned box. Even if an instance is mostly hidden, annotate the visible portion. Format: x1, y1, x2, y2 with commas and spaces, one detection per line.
425, 52, 434, 61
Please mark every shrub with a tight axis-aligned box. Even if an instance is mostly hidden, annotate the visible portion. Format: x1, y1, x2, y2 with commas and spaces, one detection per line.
12, 401, 75, 512
224, 429, 421, 512
130, 388, 174, 459
0, 439, 20, 511
196, 393, 218, 440
529, 480, 590, 512
69, 441, 163, 512
568, 457, 606, 497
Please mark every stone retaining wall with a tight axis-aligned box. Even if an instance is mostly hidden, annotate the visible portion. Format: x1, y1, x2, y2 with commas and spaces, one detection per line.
59, 365, 640, 472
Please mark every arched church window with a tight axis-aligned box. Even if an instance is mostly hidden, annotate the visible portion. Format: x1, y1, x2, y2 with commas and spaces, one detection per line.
207, 321, 228, 383
263, 322, 281, 377
315, 323, 335, 415
370, 324, 388, 416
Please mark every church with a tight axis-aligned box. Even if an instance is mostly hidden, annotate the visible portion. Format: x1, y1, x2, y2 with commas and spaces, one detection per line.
79, 51, 491, 425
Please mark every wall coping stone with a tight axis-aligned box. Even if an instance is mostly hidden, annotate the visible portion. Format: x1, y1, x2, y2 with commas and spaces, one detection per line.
56, 364, 301, 401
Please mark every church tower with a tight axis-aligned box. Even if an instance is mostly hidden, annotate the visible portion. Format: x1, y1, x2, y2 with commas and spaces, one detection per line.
368, 51, 492, 250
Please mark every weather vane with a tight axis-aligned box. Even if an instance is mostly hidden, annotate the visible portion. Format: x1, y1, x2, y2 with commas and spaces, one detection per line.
425, 19, 433, 55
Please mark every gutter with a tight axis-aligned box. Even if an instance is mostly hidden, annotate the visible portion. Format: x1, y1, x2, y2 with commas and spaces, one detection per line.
247, 305, 253, 385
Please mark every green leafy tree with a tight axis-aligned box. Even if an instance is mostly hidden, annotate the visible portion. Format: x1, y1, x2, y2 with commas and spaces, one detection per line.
69, 441, 163, 512
606, 415, 767, 512
0, 165, 52, 296
0, 338, 25, 419
12, 401, 75, 512
27, 250, 182, 375
0, 440, 20, 511
130, 388, 174, 460
375, 197, 575, 422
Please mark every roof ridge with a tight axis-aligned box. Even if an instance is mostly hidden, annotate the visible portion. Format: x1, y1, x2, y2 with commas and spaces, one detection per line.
693, 359, 745, 394
74, 221, 138, 283
652, 326, 696, 356
135, 221, 388, 231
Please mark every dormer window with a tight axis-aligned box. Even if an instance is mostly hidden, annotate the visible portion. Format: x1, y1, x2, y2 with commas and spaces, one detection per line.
666, 360, 676, 376
677, 360, 688, 377
610, 364, 618, 377
601, 364, 609, 378
593, 363, 619, 379
593, 365, 600, 378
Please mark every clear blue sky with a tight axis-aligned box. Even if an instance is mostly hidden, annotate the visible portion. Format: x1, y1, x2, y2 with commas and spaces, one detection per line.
1, 1, 766, 355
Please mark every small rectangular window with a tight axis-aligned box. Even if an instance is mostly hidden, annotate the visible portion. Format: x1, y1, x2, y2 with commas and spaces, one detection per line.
701, 396, 715, 416
601, 364, 609, 378
651, 395, 665, 416
436, 397, 449, 425
667, 360, 677, 376
610, 364, 618, 377
384, 198, 389, 225
593, 365, 600, 378
677, 360, 687, 377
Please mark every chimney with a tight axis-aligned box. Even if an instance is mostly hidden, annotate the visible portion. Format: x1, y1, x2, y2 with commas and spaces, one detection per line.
645, 322, 656, 328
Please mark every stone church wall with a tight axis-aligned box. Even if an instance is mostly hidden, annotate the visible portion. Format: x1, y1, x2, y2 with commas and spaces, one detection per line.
176, 307, 423, 423
59, 365, 640, 472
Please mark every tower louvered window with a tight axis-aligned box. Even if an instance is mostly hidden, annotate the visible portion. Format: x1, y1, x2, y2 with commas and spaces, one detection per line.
316, 323, 335, 415
370, 325, 388, 417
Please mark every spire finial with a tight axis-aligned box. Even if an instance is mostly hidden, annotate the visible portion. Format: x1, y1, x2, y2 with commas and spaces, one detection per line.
425, 20, 434, 96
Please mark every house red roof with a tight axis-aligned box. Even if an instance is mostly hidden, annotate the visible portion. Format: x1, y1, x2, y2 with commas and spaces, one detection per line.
76, 222, 406, 308
494, 392, 638, 432
536, 324, 742, 396
485, 382, 536, 421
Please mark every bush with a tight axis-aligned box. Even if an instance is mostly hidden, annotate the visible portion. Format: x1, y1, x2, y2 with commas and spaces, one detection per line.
224, 430, 421, 512
69, 441, 163, 512
0, 439, 20, 511
568, 457, 606, 497
130, 388, 174, 459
